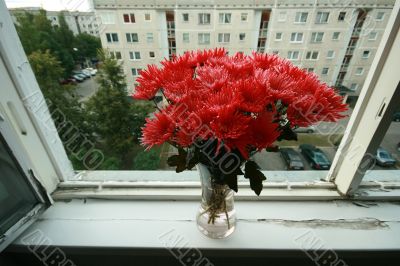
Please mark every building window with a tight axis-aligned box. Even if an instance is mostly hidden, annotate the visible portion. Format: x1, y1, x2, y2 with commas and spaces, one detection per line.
110, 51, 121, 59
332, 32, 340, 40
311, 32, 324, 43
198, 33, 210, 44
315, 12, 329, 24
199, 13, 211, 25
219, 13, 232, 24
239, 33, 246, 41
338, 12, 346, 21
295, 12, 308, 23
182, 13, 189, 22
362, 50, 370, 58
326, 50, 335, 59
131, 68, 142, 76
278, 11, 287, 22
183, 33, 190, 43
126, 33, 139, 43
123, 13, 135, 23
307, 68, 314, 72
146, 33, 154, 43
275, 32, 282, 41
272, 50, 279, 55
129, 51, 141, 60
305, 51, 319, 60
106, 33, 119, 43
369, 32, 378, 40
376, 12, 385, 21
287, 51, 300, 60
149, 51, 155, 58
218, 33, 230, 43
241, 13, 248, 22
321, 67, 329, 75
290, 32, 303, 43
145, 13, 151, 21
350, 83, 358, 91
355, 67, 364, 75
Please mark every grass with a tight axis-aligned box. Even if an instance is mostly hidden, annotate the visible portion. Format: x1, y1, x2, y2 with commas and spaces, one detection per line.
278, 134, 343, 147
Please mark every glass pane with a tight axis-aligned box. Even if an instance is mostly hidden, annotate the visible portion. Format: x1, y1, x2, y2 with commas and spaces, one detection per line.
0, 134, 39, 236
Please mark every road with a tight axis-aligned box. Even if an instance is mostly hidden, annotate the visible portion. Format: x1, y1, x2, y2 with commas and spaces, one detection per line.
75, 77, 98, 102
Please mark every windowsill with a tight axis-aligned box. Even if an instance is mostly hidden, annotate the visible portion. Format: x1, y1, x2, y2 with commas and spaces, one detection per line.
9, 199, 400, 252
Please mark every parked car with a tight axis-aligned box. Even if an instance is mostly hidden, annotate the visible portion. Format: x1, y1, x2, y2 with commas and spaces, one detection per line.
393, 112, 400, 122
59, 78, 77, 85
85, 67, 97, 76
73, 71, 90, 79
299, 144, 331, 170
82, 69, 93, 77
280, 148, 304, 170
375, 147, 396, 167
72, 74, 84, 82
294, 126, 316, 133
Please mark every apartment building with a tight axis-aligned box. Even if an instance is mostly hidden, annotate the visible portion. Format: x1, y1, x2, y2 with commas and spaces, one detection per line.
93, 0, 395, 100
10, 7, 100, 37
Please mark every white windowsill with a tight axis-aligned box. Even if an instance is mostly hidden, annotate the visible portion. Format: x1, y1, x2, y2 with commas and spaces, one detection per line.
11, 199, 400, 250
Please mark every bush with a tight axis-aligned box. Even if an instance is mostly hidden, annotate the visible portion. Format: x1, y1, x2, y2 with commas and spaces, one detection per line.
133, 148, 160, 170
99, 156, 121, 170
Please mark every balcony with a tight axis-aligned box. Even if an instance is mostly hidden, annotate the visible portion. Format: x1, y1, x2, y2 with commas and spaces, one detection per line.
259, 28, 268, 38
345, 47, 355, 55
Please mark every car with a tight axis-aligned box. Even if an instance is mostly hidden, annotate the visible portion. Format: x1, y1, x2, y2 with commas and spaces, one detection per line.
72, 74, 84, 82
294, 126, 316, 133
73, 71, 90, 79
393, 112, 400, 122
299, 144, 331, 170
375, 147, 396, 167
82, 69, 93, 77
280, 148, 304, 170
59, 78, 77, 85
85, 67, 98, 76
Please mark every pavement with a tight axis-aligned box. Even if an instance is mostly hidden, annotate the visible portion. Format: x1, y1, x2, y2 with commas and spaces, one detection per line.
75, 77, 98, 102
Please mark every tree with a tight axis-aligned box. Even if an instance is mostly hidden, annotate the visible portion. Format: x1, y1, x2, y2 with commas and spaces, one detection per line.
73, 33, 101, 61
85, 50, 134, 161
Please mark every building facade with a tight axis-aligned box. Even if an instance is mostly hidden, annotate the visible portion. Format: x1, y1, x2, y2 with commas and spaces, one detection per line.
10, 7, 100, 37
93, 0, 395, 98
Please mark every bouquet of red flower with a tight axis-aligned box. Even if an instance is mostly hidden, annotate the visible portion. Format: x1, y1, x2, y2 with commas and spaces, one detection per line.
133, 48, 347, 195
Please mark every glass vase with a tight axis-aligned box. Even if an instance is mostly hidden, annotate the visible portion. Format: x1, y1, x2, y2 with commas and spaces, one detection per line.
196, 163, 236, 239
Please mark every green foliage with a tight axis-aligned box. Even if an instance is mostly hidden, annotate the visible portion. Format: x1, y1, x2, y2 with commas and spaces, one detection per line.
85, 50, 133, 158
133, 148, 161, 170
99, 157, 122, 170
73, 33, 101, 60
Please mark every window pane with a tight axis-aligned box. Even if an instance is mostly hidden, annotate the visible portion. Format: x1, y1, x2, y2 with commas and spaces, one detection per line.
0, 134, 39, 236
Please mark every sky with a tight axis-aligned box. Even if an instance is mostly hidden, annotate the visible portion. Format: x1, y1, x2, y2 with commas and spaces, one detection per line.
5, 0, 92, 11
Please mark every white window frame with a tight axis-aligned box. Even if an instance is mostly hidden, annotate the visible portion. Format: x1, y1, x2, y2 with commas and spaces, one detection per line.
278, 11, 287, 22
275, 32, 283, 41
294, 12, 308, 23
106, 33, 119, 43
332, 31, 340, 40
218, 33, 230, 43
0, 1, 400, 204
362, 50, 371, 58
305, 51, 319, 60
123, 13, 135, 24
219, 13, 232, 24
240, 13, 248, 22
131, 68, 142, 76
183, 33, 190, 43
287, 50, 300, 60
182, 13, 189, 22
355, 67, 364, 75
126, 33, 139, 43
149, 51, 155, 58
311, 32, 324, 43
198, 33, 210, 44
376, 11, 385, 21
369, 31, 378, 40
129, 51, 141, 61
326, 50, 335, 59
198, 13, 211, 25
338, 11, 346, 21
144, 13, 151, 21
315, 11, 329, 24
290, 32, 303, 43
110, 51, 122, 60
321, 67, 329, 75
146, 33, 154, 43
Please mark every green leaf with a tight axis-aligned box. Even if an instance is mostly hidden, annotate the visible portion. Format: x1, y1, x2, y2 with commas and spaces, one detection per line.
167, 148, 188, 173
244, 161, 266, 196
224, 173, 238, 192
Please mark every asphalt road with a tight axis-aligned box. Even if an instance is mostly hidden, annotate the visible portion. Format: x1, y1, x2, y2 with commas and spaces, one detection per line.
75, 77, 98, 102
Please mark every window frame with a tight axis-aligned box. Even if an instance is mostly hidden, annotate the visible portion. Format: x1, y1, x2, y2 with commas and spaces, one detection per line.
315, 11, 329, 24
198, 33, 211, 44
290, 32, 303, 43
275, 32, 283, 41
311, 32, 324, 43
146, 32, 154, 43
126, 33, 139, 43
326, 50, 335, 59
129, 51, 141, 61
182, 13, 189, 22
305, 51, 319, 60
332, 31, 340, 40
239, 33, 246, 41
198, 13, 211, 25
1, 1, 400, 202
294, 12, 308, 23
182, 32, 190, 43
240, 13, 248, 22
287, 50, 300, 60
218, 13, 232, 24
218, 33, 230, 43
